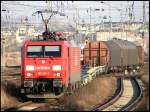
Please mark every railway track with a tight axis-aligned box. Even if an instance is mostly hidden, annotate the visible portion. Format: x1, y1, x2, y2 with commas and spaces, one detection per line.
91, 77, 142, 111
1, 66, 106, 111
1, 66, 143, 111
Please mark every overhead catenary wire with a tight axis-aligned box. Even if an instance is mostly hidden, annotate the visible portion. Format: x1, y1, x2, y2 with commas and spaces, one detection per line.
1, 1, 148, 34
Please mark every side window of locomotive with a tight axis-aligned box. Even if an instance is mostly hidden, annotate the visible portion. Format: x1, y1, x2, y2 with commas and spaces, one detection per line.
45, 46, 61, 57
27, 46, 43, 57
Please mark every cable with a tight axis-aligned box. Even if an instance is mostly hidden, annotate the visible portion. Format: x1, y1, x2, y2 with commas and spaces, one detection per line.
2, 2, 46, 8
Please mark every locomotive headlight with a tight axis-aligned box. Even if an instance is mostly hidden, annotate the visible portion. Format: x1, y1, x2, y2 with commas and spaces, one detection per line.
26, 65, 34, 71
26, 72, 33, 77
53, 72, 61, 77
52, 65, 61, 70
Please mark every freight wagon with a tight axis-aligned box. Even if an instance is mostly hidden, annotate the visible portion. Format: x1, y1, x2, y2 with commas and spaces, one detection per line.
83, 41, 108, 67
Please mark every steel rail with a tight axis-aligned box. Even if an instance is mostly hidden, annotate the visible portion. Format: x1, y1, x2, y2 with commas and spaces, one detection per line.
91, 77, 142, 111
91, 77, 123, 111
122, 78, 143, 111
1, 65, 142, 111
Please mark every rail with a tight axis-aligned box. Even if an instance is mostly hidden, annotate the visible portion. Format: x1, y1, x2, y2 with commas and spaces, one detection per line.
1, 66, 142, 111
122, 78, 143, 111
91, 77, 142, 111
91, 77, 123, 111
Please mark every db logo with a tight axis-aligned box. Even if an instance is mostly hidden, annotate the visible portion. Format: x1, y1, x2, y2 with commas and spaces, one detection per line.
42, 60, 45, 64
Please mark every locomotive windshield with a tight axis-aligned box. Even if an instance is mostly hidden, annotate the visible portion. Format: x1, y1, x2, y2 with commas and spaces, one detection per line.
45, 46, 61, 57
27, 46, 43, 57
27, 45, 61, 57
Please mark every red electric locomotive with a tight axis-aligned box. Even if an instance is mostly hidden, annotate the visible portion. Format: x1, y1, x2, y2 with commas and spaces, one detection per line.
21, 34, 81, 98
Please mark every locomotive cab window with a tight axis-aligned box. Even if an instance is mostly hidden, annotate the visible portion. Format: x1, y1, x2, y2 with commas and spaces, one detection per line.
27, 46, 43, 57
45, 46, 61, 57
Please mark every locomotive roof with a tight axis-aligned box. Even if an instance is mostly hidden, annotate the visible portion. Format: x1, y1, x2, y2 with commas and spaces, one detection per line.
23, 40, 69, 45
23, 40, 79, 48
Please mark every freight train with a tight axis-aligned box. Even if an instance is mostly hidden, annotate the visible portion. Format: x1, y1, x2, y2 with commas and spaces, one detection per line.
20, 32, 144, 99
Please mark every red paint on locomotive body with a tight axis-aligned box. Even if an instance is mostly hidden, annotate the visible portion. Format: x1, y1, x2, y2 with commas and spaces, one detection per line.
21, 41, 70, 87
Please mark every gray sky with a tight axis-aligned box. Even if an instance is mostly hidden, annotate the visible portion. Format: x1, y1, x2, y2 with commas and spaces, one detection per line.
1, 1, 149, 27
